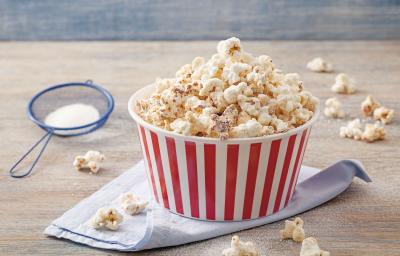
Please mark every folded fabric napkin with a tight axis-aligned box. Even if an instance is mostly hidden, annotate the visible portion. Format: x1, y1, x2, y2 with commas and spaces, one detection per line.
44, 159, 370, 251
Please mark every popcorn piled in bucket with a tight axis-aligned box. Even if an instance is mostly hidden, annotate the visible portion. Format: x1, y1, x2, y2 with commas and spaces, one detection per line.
137, 37, 319, 139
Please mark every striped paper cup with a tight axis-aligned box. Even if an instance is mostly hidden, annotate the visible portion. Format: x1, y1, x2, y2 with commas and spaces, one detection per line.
128, 84, 319, 221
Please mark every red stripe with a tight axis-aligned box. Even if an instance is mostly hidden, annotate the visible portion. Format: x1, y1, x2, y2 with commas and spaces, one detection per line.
284, 129, 307, 206
150, 131, 170, 209
165, 137, 184, 214
259, 139, 281, 217
139, 126, 159, 203
242, 143, 262, 219
291, 128, 312, 198
184, 141, 199, 218
204, 143, 216, 220
273, 134, 297, 213
224, 144, 239, 220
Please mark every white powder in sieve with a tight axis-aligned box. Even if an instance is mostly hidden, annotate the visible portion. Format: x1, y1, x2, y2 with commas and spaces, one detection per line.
44, 103, 100, 128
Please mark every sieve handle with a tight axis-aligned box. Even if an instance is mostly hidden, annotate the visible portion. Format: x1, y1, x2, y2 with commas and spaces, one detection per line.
9, 130, 54, 178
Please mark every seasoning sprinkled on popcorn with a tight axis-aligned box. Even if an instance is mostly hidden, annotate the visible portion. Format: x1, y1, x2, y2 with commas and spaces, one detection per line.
136, 37, 319, 139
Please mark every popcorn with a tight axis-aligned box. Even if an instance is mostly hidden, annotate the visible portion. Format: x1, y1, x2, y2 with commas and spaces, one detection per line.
339, 119, 363, 140
299, 90, 319, 112
290, 108, 314, 127
90, 207, 123, 231
271, 117, 290, 133
191, 56, 205, 71
217, 37, 242, 60
360, 95, 394, 124
279, 217, 306, 242
306, 57, 333, 73
184, 96, 207, 112
120, 192, 149, 215
73, 150, 105, 173
230, 119, 264, 138
324, 97, 345, 118
237, 110, 252, 124
155, 78, 174, 94
223, 82, 248, 104
237, 95, 261, 117
257, 106, 273, 125
137, 37, 318, 139
222, 235, 259, 256
208, 112, 234, 140
331, 73, 356, 94
362, 122, 386, 142
282, 73, 304, 91
340, 119, 386, 142
199, 78, 224, 96
222, 62, 252, 84
300, 237, 330, 256
170, 118, 192, 136
209, 90, 228, 112
361, 95, 380, 116
373, 106, 394, 124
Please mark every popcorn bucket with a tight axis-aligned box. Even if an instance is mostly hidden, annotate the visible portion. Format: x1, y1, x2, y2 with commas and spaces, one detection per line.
128, 84, 319, 221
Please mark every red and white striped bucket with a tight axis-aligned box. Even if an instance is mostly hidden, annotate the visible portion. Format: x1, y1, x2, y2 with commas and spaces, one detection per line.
129, 84, 319, 221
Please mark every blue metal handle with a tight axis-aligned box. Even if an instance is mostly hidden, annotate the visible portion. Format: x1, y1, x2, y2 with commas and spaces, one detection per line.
9, 130, 54, 178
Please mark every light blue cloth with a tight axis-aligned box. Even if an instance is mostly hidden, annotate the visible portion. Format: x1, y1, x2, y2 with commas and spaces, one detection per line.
44, 159, 371, 251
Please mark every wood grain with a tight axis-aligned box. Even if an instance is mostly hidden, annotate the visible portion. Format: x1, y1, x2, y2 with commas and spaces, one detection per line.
0, 0, 400, 40
0, 41, 399, 255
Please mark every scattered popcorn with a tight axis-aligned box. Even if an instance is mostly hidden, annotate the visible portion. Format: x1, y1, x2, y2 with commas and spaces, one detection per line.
324, 97, 345, 118
362, 122, 386, 142
90, 207, 123, 231
136, 37, 318, 139
279, 217, 306, 242
300, 237, 330, 256
360, 95, 394, 124
340, 119, 386, 142
73, 150, 105, 173
361, 95, 380, 116
373, 106, 394, 124
120, 192, 149, 215
306, 57, 333, 73
331, 73, 356, 94
222, 235, 259, 256
339, 119, 363, 140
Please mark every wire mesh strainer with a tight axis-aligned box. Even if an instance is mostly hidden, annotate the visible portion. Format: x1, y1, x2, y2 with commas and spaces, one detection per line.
9, 80, 114, 178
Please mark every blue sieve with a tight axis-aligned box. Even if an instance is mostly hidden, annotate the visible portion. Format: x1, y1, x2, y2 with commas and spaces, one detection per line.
9, 80, 114, 178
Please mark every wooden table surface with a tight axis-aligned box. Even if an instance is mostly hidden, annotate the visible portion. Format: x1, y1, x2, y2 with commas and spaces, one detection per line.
0, 41, 399, 255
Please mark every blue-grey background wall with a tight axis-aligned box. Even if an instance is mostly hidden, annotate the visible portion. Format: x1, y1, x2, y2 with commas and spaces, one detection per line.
0, 0, 399, 40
